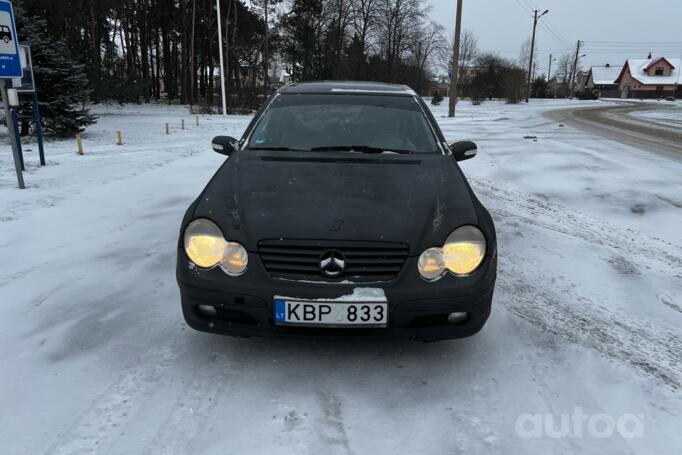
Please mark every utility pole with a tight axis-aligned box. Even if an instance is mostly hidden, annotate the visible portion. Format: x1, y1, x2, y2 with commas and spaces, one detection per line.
674, 51, 681, 100
569, 40, 583, 98
547, 54, 555, 81
263, 0, 270, 97
525, 9, 549, 103
216, 0, 227, 116
448, 0, 463, 117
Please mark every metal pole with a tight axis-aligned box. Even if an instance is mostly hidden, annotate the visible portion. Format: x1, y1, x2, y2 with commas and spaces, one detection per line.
1, 79, 25, 189
32, 92, 45, 166
674, 51, 681, 101
448, 0, 463, 117
216, 0, 228, 116
548, 54, 553, 81
11, 107, 24, 170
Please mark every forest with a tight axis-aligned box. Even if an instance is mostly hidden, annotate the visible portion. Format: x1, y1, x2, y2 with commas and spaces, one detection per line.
17, 0, 448, 111
13, 0, 583, 136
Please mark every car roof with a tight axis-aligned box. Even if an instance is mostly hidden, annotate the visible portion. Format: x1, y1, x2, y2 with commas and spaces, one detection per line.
279, 81, 417, 96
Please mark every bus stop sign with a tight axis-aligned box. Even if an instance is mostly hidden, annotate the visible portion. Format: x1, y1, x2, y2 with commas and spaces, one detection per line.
0, 0, 21, 79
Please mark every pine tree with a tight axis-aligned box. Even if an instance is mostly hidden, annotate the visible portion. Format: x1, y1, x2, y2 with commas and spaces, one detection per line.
14, 2, 95, 137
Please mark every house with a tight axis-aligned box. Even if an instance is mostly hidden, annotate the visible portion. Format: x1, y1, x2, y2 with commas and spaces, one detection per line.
574, 70, 588, 93
615, 56, 681, 99
459, 66, 480, 83
585, 64, 622, 98
428, 67, 481, 98
279, 68, 291, 84
429, 75, 450, 98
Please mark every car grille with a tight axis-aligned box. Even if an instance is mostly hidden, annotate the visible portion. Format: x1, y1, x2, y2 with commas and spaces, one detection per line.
258, 239, 409, 283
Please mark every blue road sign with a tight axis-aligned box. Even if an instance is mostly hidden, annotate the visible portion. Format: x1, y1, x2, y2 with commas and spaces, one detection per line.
0, 0, 21, 79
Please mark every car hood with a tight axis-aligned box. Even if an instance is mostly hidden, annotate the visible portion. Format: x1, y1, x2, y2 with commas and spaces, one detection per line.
193, 151, 478, 255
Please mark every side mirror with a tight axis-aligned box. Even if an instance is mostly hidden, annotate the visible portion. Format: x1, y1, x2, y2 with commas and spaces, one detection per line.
212, 136, 238, 156
450, 141, 478, 162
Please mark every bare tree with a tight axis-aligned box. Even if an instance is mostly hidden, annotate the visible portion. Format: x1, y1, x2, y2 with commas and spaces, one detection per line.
351, 0, 379, 53
557, 53, 572, 84
518, 37, 535, 74
376, 0, 427, 81
457, 29, 478, 70
441, 29, 478, 75
411, 21, 447, 75
330, 0, 355, 77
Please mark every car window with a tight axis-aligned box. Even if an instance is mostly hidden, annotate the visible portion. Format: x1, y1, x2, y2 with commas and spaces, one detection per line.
247, 94, 440, 153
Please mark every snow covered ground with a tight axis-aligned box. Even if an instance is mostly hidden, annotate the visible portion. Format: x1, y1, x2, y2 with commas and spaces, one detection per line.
1, 99, 681, 454
625, 104, 682, 128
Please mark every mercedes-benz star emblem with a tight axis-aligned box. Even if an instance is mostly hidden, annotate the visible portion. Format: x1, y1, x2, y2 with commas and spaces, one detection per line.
319, 250, 346, 277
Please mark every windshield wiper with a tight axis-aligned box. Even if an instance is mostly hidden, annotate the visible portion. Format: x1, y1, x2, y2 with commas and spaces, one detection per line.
309, 145, 413, 154
246, 146, 309, 152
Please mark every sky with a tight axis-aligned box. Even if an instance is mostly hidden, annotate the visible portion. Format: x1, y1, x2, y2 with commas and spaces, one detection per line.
430, 0, 682, 75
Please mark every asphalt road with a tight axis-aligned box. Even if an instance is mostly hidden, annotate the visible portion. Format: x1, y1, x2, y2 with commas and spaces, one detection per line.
546, 102, 682, 161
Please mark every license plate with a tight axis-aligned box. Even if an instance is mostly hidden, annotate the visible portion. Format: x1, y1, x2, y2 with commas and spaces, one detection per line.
274, 299, 388, 328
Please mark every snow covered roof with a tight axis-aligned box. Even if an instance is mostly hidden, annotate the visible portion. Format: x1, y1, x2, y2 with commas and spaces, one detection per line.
617, 57, 682, 85
589, 66, 622, 85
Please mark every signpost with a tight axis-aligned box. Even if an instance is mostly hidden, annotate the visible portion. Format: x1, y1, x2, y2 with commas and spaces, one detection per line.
0, 0, 24, 188
13, 45, 44, 165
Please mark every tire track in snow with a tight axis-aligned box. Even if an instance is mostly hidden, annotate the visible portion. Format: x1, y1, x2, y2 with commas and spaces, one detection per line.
45, 344, 184, 455
472, 178, 682, 270
315, 390, 352, 454
471, 178, 682, 390
141, 352, 237, 455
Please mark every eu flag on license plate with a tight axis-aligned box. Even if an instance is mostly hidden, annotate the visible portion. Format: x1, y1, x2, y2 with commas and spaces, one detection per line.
274, 299, 286, 322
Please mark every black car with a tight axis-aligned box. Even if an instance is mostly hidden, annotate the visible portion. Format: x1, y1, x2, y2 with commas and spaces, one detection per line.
176, 81, 496, 341
0, 25, 12, 43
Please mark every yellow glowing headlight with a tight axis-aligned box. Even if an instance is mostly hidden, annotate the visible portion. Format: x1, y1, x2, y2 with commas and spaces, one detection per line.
222, 241, 249, 276
418, 247, 446, 280
443, 226, 486, 275
184, 219, 226, 268
183, 219, 248, 275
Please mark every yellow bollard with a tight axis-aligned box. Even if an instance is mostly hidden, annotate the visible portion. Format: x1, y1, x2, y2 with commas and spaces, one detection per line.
165, 123, 170, 135
116, 131, 123, 146
181, 119, 185, 130
76, 133, 84, 155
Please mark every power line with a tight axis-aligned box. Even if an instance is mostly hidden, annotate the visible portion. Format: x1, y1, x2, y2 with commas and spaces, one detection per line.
510, 0, 569, 50
583, 40, 682, 44
538, 21, 568, 47
494, 49, 574, 54
518, 0, 570, 46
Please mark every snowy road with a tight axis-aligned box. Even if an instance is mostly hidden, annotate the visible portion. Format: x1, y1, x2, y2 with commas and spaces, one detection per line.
545, 101, 682, 161
1, 100, 682, 454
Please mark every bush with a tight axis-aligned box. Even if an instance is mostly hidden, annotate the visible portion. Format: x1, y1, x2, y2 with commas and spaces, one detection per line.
503, 68, 526, 104
577, 89, 599, 100
431, 92, 444, 105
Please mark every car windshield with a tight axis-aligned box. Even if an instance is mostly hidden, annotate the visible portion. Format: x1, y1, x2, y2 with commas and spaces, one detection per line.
246, 94, 440, 153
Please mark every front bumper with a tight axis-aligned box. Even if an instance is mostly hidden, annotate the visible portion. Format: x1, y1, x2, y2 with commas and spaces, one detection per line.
177, 249, 496, 342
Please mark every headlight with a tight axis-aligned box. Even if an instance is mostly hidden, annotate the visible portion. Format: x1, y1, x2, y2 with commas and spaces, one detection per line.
418, 226, 486, 280
443, 226, 486, 275
418, 247, 446, 281
183, 219, 248, 275
221, 241, 248, 276
184, 219, 225, 268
